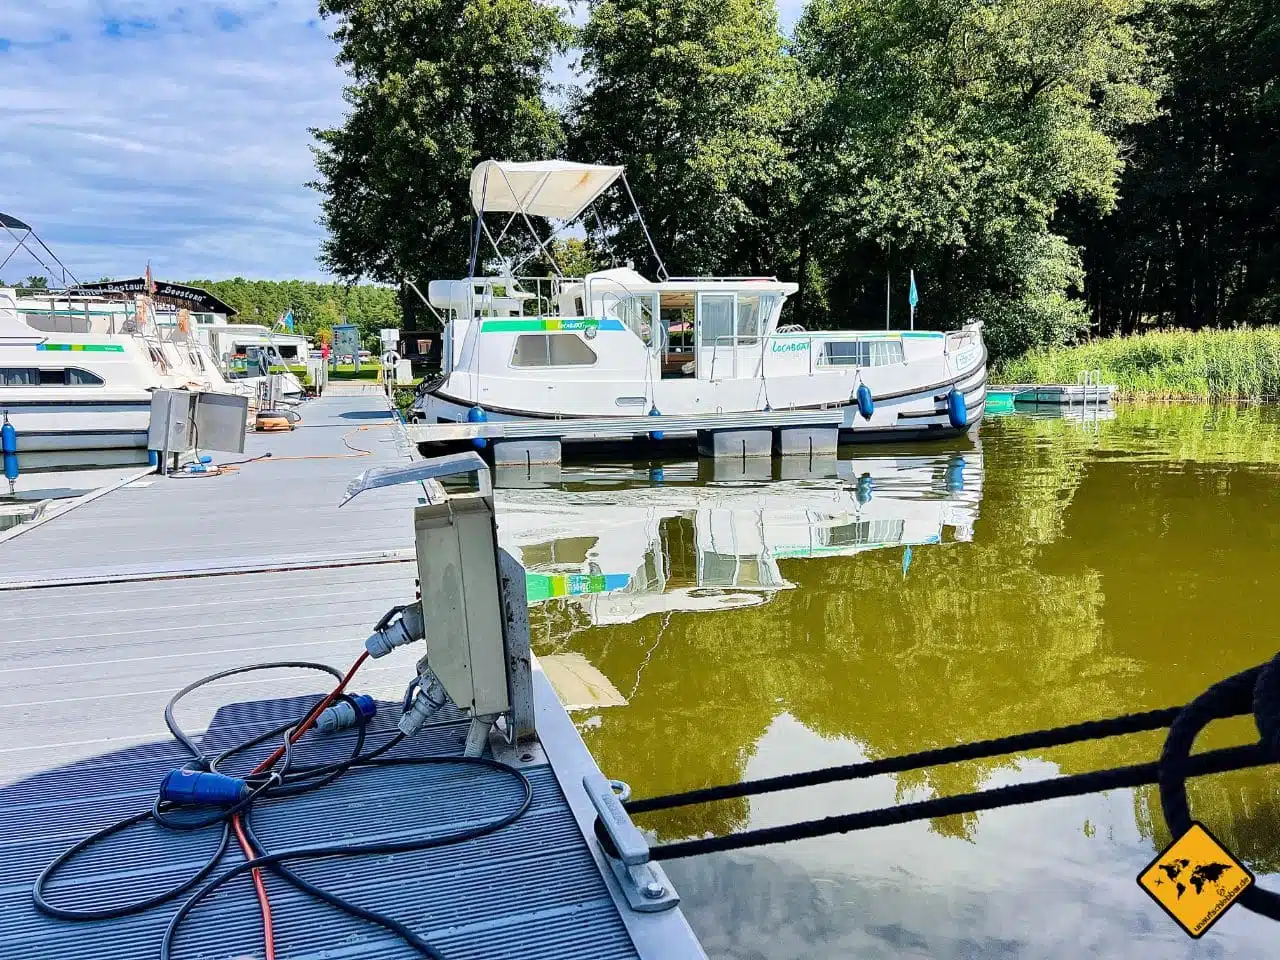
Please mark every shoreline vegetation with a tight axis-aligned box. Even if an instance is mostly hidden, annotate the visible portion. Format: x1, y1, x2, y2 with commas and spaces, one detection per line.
993, 327, 1280, 401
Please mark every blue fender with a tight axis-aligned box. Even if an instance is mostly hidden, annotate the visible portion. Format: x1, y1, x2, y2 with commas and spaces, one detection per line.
648, 406, 664, 441
3, 452, 17, 482
855, 473, 873, 505
467, 405, 488, 449
946, 387, 968, 429
1, 419, 16, 456
856, 384, 874, 421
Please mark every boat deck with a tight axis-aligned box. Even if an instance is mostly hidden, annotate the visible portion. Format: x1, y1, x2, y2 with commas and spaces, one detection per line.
0, 386, 702, 959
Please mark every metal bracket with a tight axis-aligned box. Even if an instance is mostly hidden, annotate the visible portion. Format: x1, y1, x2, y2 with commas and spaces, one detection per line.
341, 450, 492, 506
583, 772, 680, 913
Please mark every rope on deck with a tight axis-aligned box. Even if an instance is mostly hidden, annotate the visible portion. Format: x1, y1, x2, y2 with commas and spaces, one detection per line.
606, 654, 1280, 920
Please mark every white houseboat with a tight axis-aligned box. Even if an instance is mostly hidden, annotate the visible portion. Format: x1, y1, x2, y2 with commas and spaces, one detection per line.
0, 287, 292, 466
414, 161, 986, 440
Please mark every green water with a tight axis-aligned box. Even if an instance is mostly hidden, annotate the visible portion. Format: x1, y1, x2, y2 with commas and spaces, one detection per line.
498, 404, 1280, 959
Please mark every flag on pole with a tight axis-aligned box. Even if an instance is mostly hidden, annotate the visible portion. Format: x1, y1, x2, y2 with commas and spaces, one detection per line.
908, 270, 919, 310
277, 310, 295, 332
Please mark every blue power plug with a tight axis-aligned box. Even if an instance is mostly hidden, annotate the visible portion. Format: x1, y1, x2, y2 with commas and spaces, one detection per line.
159, 769, 250, 807
315, 694, 377, 735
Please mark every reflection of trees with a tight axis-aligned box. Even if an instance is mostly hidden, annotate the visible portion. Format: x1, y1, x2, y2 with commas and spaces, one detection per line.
527, 409, 1280, 862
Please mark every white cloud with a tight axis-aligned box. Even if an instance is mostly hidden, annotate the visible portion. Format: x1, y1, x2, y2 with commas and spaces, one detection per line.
0, 0, 803, 283
0, 1, 344, 281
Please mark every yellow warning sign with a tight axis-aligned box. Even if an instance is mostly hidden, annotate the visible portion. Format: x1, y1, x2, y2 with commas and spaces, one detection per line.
1137, 822, 1254, 938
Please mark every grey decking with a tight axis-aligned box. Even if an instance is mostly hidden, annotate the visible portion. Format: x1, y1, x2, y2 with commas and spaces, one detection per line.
0, 386, 701, 959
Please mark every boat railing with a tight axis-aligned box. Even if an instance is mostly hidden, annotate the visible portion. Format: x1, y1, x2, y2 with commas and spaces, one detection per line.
665, 276, 780, 282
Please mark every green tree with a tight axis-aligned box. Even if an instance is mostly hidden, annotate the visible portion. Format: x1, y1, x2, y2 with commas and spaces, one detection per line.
310, 0, 571, 284
792, 0, 1159, 357
570, 0, 797, 277
183, 278, 404, 338
1068, 0, 1280, 334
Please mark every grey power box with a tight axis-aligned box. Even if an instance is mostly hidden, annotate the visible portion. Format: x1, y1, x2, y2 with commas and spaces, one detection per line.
413, 492, 511, 717
193, 392, 248, 454
147, 389, 198, 458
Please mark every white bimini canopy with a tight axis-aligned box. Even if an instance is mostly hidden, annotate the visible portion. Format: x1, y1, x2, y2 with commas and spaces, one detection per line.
470, 160, 624, 220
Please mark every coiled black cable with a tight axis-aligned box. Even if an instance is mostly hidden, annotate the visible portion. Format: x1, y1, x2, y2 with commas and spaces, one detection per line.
31, 659, 532, 960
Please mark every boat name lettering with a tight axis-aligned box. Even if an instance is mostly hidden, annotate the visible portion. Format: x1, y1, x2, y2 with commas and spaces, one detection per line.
771, 341, 810, 354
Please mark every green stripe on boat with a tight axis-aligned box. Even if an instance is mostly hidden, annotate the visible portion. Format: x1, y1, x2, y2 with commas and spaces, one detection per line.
36, 343, 126, 352
480, 317, 625, 333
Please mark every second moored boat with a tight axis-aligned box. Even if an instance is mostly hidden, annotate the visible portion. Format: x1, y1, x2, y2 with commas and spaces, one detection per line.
413, 160, 986, 441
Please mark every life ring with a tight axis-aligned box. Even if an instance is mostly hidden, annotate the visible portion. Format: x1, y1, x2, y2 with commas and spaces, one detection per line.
382, 350, 401, 367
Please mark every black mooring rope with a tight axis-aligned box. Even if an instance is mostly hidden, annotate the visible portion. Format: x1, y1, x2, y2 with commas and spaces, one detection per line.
608, 656, 1280, 918
1159, 657, 1280, 920
624, 706, 1184, 814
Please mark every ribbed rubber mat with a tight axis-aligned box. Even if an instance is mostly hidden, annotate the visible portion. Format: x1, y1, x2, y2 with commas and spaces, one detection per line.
0, 695, 639, 959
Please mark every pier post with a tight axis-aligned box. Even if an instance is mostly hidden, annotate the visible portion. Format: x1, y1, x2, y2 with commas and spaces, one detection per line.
774, 426, 839, 458
490, 438, 562, 468
696, 429, 772, 459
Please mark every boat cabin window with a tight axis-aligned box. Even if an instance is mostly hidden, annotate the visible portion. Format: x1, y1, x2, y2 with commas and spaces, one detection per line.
0, 369, 37, 386
510, 333, 597, 368
603, 293, 658, 347
698, 294, 734, 347
820, 340, 905, 367
696, 292, 777, 348
735, 294, 775, 346
0, 367, 105, 386
23, 313, 92, 334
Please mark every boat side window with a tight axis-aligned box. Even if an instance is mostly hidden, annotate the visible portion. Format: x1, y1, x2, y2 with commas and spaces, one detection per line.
820, 340, 905, 367
0, 367, 105, 386
735, 295, 774, 346
510, 334, 597, 367
65, 368, 105, 385
603, 293, 658, 347
698, 295, 735, 346
0, 368, 38, 386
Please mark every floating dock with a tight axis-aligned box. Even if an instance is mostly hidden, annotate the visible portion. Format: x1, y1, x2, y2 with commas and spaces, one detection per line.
0, 385, 704, 959
405, 403, 984, 468
987, 372, 1115, 413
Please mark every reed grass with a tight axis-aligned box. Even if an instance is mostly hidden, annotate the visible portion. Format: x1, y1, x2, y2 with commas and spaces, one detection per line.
993, 327, 1280, 400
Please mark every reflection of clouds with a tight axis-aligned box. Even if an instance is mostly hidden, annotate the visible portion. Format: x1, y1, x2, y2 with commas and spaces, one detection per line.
666, 715, 1277, 959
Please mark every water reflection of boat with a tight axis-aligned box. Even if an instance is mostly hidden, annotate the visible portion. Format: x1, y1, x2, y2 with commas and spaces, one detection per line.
497, 451, 983, 626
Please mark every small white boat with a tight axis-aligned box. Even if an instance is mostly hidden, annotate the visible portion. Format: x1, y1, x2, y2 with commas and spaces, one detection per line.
414, 160, 986, 440
0, 286, 296, 466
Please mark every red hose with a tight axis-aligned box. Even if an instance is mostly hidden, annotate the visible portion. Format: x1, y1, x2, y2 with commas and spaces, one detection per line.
237, 651, 371, 960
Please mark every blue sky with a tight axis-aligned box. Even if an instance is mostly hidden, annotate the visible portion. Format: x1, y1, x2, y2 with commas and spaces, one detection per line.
1, 1, 804, 283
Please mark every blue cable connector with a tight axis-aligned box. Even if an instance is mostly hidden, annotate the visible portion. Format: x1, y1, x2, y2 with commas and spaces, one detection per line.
159, 769, 250, 807
315, 694, 377, 735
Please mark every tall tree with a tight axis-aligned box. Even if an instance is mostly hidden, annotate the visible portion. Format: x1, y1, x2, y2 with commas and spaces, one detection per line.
793, 0, 1159, 359
311, 0, 571, 287
1068, 0, 1280, 333
570, 0, 797, 277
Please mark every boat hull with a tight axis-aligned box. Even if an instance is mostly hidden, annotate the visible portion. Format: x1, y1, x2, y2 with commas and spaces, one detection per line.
413, 357, 986, 443
0, 397, 153, 452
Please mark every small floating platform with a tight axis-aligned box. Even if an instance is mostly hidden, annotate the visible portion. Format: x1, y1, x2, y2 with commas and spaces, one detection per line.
987, 382, 1115, 411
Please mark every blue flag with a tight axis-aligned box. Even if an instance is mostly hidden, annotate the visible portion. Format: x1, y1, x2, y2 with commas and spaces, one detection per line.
280, 310, 295, 332
908, 270, 919, 309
